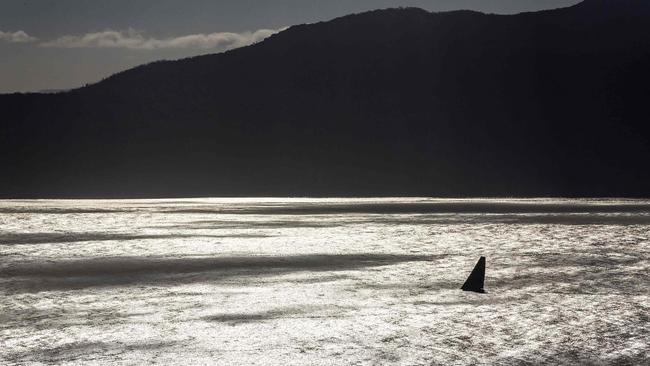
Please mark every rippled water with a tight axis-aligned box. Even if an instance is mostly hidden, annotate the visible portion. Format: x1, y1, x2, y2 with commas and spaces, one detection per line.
1, 198, 649, 365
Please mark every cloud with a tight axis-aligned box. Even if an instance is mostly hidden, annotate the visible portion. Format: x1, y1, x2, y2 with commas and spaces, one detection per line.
0, 30, 37, 43
40, 28, 286, 50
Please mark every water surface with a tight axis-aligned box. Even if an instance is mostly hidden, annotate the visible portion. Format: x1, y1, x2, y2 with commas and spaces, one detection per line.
1, 198, 649, 365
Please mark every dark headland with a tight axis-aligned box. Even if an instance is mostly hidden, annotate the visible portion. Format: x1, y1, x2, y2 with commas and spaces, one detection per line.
1, 0, 649, 198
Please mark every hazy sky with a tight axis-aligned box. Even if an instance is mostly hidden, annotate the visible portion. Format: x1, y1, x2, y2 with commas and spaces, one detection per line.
1, 0, 581, 93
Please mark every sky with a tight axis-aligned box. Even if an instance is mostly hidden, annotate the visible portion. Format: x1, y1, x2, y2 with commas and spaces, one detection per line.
0, 0, 581, 93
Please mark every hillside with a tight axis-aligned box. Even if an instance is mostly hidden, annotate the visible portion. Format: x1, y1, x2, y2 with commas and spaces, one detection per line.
2, 0, 649, 197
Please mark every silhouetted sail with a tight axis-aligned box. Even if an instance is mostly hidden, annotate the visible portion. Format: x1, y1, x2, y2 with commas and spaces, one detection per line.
461, 256, 486, 293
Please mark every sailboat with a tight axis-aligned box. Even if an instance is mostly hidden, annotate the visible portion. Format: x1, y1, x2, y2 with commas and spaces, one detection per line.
461, 256, 486, 293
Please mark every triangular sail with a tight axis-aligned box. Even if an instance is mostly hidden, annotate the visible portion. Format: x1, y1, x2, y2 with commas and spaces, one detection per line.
461, 256, 486, 293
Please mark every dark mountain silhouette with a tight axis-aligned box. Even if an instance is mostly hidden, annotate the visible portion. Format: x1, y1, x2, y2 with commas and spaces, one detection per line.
2, 0, 649, 198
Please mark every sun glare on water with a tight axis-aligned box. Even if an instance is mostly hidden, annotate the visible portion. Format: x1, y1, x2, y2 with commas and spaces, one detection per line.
1, 198, 649, 365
